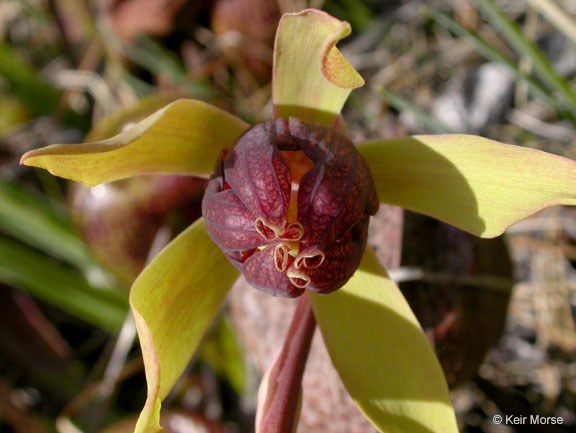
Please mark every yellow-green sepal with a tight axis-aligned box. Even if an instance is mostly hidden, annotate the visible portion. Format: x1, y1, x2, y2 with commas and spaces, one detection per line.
273, 9, 364, 126
21, 99, 248, 186
130, 218, 239, 433
358, 135, 576, 238
311, 249, 458, 433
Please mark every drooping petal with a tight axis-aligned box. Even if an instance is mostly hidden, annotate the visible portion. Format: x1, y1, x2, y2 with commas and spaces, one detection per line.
273, 9, 364, 126
202, 154, 266, 251
21, 99, 248, 186
357, 135, 576, 238
203, 188, 264, 250
130, 218, 239, 433
310, 249, 458, 433
243, 245, 302, 298
303, 215, 369, 294
289, 118, 378, 244
224, 121, 293, 230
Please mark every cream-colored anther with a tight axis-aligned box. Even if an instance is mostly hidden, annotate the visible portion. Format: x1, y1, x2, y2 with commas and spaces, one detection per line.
255, 217, 282, 240
287, 269, 311, 288
280, 222, 304, 241
274, 244, 290, 272
295, 250, 325, 269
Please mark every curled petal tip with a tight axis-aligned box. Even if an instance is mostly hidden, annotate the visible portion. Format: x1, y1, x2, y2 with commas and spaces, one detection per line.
273, 9, 363, 124
255, 218, 283, 241
19, 152, 30, 166
281, 222, 304, 241
274, 243, 291, 272
295, 248, 325, 270
287, 268, 311, 289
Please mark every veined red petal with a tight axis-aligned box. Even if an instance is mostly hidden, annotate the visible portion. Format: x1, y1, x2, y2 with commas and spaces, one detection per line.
243, 246, 303, 298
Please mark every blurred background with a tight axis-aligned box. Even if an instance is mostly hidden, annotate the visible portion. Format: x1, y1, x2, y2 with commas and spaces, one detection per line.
0, 0, 575, 432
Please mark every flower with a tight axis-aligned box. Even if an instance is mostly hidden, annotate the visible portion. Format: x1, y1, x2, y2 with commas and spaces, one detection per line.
203, 118, 378, 297
20, 8, 576, 433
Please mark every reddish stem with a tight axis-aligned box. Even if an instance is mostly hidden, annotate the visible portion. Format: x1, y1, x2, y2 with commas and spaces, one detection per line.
258, 293, 316, 433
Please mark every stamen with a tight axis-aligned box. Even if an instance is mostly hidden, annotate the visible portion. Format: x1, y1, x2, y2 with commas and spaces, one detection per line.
255, 217, 281, 241
287, 269, 311, 289
294, 250, 325, 269
274, 244, 290, 272
281, 222, 304, 241
304, 252, 325, 269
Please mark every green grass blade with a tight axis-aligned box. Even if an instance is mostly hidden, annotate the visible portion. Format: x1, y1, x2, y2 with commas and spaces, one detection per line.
201, 317, 246, 395
472, 0, 576, 108
0, 179, 96, 270
426, 7, 576, 123
378, 87, 456, 134
124, 37, 215, 98
526, 0, 576, 47
326, 0, 374, 31
0, 43, 60, 115
0, 236, 128, 332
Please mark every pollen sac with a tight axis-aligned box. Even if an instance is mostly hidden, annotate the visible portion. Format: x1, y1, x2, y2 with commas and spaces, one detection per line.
202, 118, 379, 298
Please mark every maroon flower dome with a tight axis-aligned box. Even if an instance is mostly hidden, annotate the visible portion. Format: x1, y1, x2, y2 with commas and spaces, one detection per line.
202, 118, 379, 297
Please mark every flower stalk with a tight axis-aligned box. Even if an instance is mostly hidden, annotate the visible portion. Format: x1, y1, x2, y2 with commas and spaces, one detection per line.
256, 293, 316, 433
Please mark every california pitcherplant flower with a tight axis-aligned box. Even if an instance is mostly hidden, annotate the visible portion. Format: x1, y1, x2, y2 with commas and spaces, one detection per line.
202, 117, 379, 297
21, 9, 576, 433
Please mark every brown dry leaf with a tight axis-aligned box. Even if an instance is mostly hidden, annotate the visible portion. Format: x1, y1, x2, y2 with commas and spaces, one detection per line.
109, 0, 188, 41
211, 0, 281, 82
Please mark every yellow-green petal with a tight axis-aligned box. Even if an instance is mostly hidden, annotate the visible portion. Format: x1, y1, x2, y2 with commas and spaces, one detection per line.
273, 9, 364, 126
130, 218, 239, 433
21, 99, 248, 186
311, 249, 458, 433
358, 135, 576, 238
